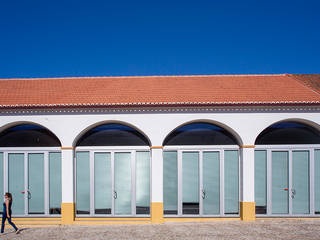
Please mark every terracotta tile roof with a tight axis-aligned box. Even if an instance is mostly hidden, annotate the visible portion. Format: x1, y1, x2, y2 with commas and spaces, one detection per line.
0, 74, 319, 109
291, 74, 320, 94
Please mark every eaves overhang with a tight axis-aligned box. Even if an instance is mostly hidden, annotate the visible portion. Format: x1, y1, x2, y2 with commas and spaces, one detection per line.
0, 101, 320, 110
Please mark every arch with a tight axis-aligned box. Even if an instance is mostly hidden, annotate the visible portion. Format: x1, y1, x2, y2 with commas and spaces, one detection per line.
74, 121, 151, 147
163, 120, 242, 146
255, 118, 320, 145
0, 122, 61, 147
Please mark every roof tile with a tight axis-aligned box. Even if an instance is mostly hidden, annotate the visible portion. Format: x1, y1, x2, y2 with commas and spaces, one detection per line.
0, 74, 319, 108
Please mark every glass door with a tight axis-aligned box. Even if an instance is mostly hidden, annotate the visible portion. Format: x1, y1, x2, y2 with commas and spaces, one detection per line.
182, 152, 199, 215
292, 151, 309, 214
28, 153, 45, 214
76, 149, 150, 217
202, 151, 220, 215
181, 151, 222, 216
7, 152, 46, 216
94, 152, 112, 214
114, 152, 132, 215
164, 148, 239, 217
270, 150, 311, 216
8, 153, 25, 215
271, 151, 289, 214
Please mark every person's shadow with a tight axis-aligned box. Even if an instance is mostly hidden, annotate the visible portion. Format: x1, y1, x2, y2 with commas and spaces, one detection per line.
17, 227, 28, 233
1, 228, 28, 235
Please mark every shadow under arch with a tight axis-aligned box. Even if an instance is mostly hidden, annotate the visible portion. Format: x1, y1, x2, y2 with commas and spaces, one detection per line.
162, 119, 243, 146
255, 118, 320, 145
0, 121, 61, 147
73, 120, 152, 147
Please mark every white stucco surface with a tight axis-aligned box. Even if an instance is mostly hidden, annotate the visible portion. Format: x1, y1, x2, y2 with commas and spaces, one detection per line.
0, 107, 319, 204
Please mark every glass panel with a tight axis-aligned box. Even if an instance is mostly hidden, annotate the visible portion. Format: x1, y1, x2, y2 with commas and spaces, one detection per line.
255, 121, 320, 145
182, 152, 199, 214
255, 150, 267, 214
8, 153, 25, 215
77, 124, 149, 146
163, 151, 178, 215
28, 153, 44, 214
76, 152, 90, 214
163, 123, 238, 145
114, 152, 131, 215
49, 152, 62, 214
292, 151, 309, 214
272, 151, 289, 214
0, 153, 3, 214
136, 152, 150, 214
94, 152, 112, 214
203, 151, 220, 215
0, 124, 61, 147
315, 150, 320, 214
224, 150, 239, 214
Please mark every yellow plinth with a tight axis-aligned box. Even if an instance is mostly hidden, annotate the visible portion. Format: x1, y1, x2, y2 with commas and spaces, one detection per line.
151, 202, 164, 223
240, 202, 256, 221
61, 203, 75, 224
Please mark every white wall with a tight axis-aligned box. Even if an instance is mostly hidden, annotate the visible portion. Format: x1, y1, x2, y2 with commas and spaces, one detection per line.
1, 109, 319, 146
1, 107, 320, 204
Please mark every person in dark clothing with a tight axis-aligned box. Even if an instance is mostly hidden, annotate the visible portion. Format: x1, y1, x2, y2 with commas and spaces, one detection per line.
1, 192, 20, 234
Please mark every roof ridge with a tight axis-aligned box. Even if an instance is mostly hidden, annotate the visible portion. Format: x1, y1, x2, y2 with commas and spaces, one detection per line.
0, 73, 288, 81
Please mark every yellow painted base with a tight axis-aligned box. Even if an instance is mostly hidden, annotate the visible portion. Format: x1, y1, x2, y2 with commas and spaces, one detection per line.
61, 203, 75, 224
75, 217, 150, 221
8, 218, 61, 227
74, 221, 151, 225
164, 218, 240, 222
151, 202, 164, 223
240, 202, 256, 221
8, 224, 60, 228
74, 217, 151, 224
257, 217, 320, 220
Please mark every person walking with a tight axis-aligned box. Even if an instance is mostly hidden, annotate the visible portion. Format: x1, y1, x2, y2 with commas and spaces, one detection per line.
1, 192, 20, 234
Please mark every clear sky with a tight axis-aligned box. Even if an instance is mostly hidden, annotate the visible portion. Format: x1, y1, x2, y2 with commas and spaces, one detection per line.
0, 0, 319, 78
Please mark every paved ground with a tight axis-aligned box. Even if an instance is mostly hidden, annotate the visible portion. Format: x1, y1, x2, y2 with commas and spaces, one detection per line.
1, 219, 320, 240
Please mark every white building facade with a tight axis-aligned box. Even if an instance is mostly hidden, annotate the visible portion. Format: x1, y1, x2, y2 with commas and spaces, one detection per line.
0, 74, 319, 224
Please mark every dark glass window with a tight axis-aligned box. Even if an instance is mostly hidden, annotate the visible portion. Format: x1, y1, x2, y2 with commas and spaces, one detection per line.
255, 122, 320, 145
76, 124, 150, 146
0, 124, 61, 147
163, 123, 238, 145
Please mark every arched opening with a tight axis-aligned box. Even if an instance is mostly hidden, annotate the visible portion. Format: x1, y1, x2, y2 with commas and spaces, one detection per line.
163, 122, 239, 146
75, 123, 151, 217
255, 121, 320, 145
162, 122, 240, 217
76, 123, 150, 146
254, 120, 320, 217
0, 124, 61, 147
0, 123, 61, 216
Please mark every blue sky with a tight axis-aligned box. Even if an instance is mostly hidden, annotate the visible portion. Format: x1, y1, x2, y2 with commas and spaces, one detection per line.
0, 0, 319, 78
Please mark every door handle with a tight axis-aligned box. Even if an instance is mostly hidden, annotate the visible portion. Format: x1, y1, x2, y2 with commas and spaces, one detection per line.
201, 189, 206, 199
113, 191, 117, 199
27, 190, 31, 199
21, 190, 31, 199
290, 189, 296, 199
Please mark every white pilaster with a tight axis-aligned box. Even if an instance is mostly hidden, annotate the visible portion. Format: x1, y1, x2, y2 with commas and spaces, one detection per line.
151, 148, 163, 203
241, 147, 255, 202
61, 148, 74, 203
